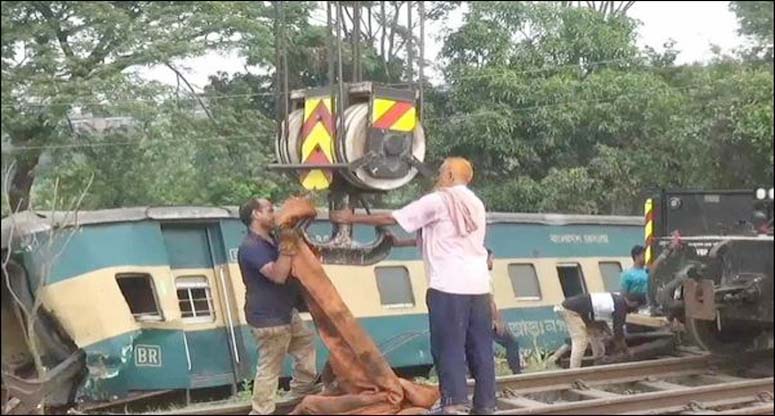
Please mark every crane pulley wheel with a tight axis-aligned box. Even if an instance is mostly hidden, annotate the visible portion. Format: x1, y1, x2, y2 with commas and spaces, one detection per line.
276, 103, 425, 191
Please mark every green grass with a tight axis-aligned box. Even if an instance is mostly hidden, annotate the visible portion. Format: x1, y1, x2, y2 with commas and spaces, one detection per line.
413, 342, 559, 387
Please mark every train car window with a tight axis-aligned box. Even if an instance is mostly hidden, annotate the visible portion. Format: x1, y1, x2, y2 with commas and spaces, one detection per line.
507, 264, 542, 300
556, 264, 587, 298
116, 273, 163, 322
175, 276, 215, 323
374, 266, 415, 308
599, 262, 623, 292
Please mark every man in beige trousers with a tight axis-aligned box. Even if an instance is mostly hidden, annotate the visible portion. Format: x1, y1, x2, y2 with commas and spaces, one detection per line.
237, 197, 318, 415
554, 292, 645, 368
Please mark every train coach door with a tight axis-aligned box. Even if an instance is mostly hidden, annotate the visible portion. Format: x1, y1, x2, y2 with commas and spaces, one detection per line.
161, 223, 247, 389
557, 263, 587, 298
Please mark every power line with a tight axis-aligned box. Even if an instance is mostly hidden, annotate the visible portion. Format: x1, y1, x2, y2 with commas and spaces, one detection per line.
0, 56, 696, 111
0, 91, 277, 110
424, 83, 703, 123
441, 57, 647, 82
1, 131, 273, 153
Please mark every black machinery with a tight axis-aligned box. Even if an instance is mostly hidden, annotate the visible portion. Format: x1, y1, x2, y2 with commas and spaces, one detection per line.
646, 187, 774, 354
269, 1, 429, 265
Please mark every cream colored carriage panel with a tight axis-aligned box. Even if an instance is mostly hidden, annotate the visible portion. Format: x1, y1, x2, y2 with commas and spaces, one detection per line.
490, 258, 566, 309
226, 264, 248, 325
579, 257, 632, 293
490, 256, 632, 310
323, 260, 429, 318
577, 258, 606, 293
41, 266, 174, 347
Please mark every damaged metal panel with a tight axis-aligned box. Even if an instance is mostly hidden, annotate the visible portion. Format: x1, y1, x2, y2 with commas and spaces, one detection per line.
77, 331, 140, 401
77, 328, 190, 401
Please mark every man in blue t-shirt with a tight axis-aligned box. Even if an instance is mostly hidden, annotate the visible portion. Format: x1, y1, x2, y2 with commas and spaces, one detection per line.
237, 197, 317, 415
620, 245, 650, 296
621, 233, 682, 306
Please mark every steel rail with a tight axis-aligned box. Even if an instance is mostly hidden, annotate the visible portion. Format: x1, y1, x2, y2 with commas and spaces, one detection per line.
623, 396, 773, 415
469, 354, 715, 394
494, 377, 773, 415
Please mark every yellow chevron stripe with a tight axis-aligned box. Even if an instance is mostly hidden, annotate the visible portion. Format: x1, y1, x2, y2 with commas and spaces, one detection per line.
391, 106, 417, 132
301, 96, 334, 190
644, 198, 654, 264
304, 97, 332, 121
372, 98, 395, 123
301, 170, 332, 190
301, 123, 334, 162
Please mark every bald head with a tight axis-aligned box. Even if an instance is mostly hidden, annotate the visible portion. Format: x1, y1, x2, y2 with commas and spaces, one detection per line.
436, 157, 474, 188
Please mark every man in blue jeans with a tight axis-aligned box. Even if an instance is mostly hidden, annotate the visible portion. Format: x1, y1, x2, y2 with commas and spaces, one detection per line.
487, 248, 522, 375
332, 157, 495, 414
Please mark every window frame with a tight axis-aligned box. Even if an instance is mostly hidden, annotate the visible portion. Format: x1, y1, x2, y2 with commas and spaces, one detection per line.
175, 275, 216, 324
598, 261, 624, 293
115, 273, 164, 322
506, 263, 542, 301
556, 262, 589, 297
374, 266, 416, 309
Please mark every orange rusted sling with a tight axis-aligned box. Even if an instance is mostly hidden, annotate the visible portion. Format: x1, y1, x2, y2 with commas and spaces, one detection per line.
276, 197, 439, 415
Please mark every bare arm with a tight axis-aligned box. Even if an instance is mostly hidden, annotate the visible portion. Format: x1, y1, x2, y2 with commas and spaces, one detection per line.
651, 232, 682, 271
331, 210, 397, 226
259, 253, 294, 284
650, 249, 669, 272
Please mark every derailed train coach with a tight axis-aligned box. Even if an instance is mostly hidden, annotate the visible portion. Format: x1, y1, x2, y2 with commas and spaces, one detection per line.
1, 206, 643, 410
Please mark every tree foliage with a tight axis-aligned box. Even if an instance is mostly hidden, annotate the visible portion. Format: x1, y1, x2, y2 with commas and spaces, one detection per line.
1, 1, 279, 209
429, 1, 772, 214
729, 1, 773, 61
2, 1, 773, 216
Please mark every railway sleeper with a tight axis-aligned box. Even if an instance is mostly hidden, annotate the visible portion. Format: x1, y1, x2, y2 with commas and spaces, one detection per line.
497, 397, 549, 410
628, 396, 772, 415
492, 377, 773, 415
634, 380, 692, 391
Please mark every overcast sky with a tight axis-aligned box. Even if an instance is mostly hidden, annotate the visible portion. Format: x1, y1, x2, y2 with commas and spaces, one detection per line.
134, 1, 747, 92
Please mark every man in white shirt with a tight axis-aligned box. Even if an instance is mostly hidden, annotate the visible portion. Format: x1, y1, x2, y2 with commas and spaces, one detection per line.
332, 157, 495, 414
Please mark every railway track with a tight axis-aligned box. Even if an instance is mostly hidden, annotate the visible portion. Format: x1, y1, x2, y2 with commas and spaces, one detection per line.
88, 353, 773, 415
489, 353, 773, 415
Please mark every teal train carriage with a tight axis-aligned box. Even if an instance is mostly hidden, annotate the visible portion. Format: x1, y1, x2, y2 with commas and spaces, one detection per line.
1, 207, 642, 408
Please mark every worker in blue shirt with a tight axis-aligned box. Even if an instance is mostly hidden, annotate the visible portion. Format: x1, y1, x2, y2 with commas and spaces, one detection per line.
621, 233, 682, 302
621, 245, 650, 295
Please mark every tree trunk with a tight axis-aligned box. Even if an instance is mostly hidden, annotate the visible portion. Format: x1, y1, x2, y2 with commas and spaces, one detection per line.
8, 152, 40, 212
